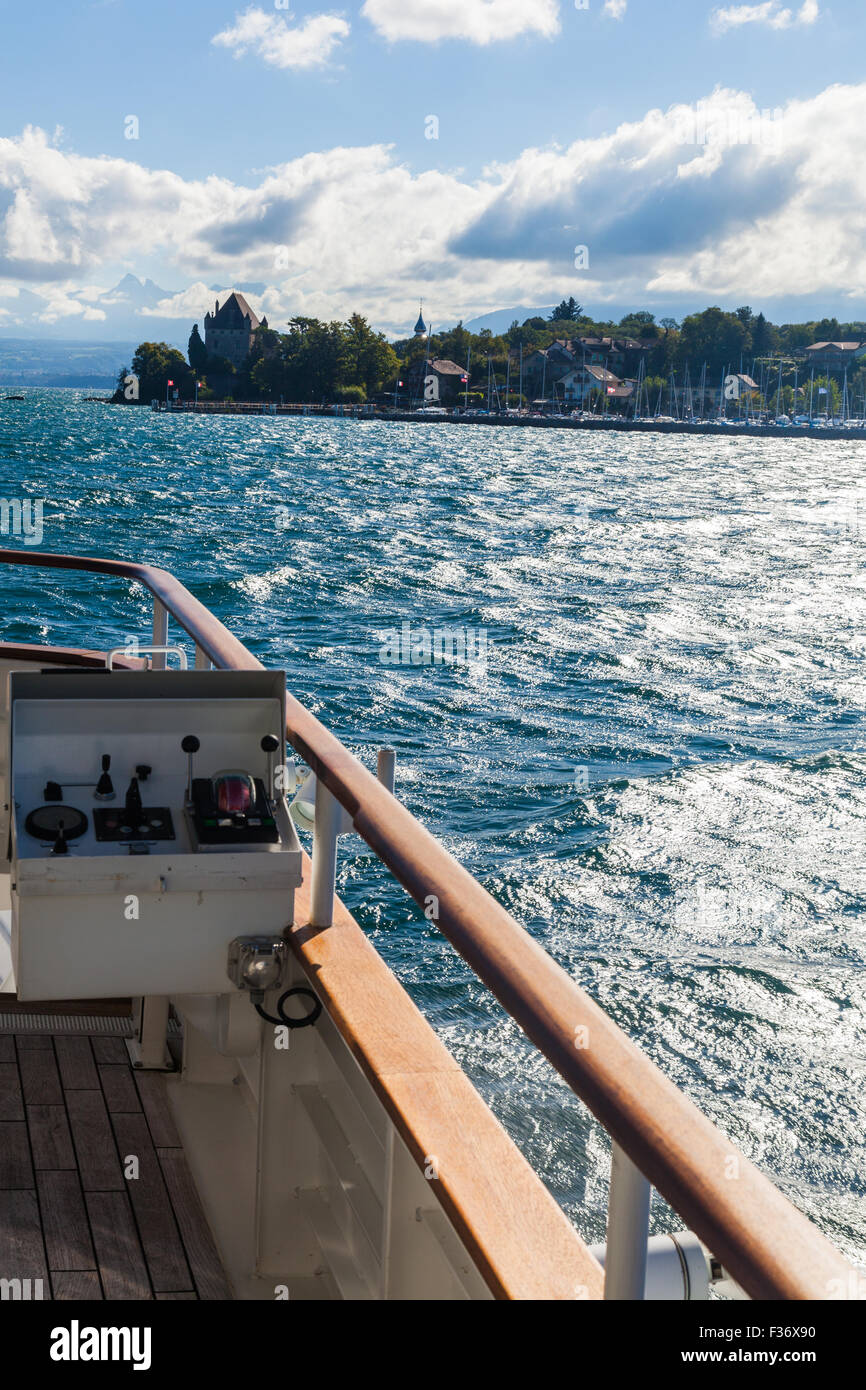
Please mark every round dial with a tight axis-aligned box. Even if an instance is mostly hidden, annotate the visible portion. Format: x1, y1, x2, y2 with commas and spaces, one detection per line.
25, 805, 88, 841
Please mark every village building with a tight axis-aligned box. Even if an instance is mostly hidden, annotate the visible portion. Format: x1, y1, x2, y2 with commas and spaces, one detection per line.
802, 341, 866, 374
203, 292, 267, 368
523, 337, 650, 399
558, 363, 632, 407
405, 357, 468, 403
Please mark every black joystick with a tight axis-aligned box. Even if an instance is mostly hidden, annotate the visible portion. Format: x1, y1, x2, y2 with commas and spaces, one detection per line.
95, 754, 115, 801
182, 735, 200, 804
125, 777, 143, 817
52, 820, 69, 855
261, 734, 280, 799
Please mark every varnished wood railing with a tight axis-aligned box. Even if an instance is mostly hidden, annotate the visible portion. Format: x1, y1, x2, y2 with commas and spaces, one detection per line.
0, 546, 858, 1300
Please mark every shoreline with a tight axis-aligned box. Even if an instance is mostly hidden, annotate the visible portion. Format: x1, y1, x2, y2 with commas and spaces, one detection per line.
135, 400, 866, 441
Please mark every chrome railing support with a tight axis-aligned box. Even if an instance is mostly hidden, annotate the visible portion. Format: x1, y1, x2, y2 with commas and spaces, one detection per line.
310, 781, 352, 927
377, 747, 396, 795
604, 1142, 651, 1299
151, 598, 168, 670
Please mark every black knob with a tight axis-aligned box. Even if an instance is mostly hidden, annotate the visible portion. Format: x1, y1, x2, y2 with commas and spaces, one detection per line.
52, 820, 69, 855
260, 734, 280, 752
181, 735, 200, 753
43, 780, 63, 802
135, 764, 152, 782
125, 777, 143, 816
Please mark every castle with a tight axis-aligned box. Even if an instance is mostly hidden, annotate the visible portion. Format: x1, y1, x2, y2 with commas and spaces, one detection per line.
203, 292, 266, 368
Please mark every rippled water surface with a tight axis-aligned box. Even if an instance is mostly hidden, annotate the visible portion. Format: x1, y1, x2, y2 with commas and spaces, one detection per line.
2, 391, 864, 1262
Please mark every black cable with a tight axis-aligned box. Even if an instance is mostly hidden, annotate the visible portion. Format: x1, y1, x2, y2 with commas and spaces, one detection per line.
253, 986, 322, 1029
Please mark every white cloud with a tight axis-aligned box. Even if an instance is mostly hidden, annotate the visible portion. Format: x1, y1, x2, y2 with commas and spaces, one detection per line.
360, 0, 560, 45
2, 83, 866, 333
603, 0, 627, 18
140, 282, 217, 318
36, 293, 106, 324
711, 0, 819, 34
212, 6, 350, 70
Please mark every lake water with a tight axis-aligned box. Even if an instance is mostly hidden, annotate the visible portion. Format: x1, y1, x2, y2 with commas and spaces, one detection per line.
2, 389, 864, 1264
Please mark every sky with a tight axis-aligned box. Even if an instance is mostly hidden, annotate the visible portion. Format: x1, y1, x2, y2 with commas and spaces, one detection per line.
0, 0, 865, 340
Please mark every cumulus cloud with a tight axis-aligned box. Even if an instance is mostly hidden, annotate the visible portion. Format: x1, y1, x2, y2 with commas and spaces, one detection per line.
140, 282, 217, 318
212, 6, 350, 70
710, 0, 819, 34
603, 0, 628, 18
360, 0, 560, 45
1, 84, 866, 331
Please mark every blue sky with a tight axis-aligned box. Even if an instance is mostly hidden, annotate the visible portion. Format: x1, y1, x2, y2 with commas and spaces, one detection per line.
0, 0, 865, 338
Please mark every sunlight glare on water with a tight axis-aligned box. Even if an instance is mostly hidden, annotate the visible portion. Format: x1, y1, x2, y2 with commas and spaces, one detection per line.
2, 391, 864, 1260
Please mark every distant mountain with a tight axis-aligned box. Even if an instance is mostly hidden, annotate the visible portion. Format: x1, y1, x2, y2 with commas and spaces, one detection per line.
0, 338, 137, 388
0, 275, 188, 346
458, 305, 556, 334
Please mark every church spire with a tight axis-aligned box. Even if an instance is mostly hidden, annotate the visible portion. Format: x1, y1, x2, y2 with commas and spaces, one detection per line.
414, 303, 426, 336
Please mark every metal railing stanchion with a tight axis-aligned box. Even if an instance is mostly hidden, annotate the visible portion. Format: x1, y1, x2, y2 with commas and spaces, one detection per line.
604, 1142, 652, 1299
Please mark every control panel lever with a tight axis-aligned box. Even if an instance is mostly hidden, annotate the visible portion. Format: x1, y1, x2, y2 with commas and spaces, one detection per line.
95, 754, 115, 801
125, 777, 143, 817
261, 734, 280, 800
181, 735, 200, 804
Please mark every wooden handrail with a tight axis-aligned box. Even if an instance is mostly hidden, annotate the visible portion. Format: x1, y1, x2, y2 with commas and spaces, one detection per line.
0, 546, 857, 1299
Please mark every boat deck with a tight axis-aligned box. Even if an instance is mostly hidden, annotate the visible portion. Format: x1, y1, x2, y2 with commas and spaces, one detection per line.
0, 1013, 231, 1300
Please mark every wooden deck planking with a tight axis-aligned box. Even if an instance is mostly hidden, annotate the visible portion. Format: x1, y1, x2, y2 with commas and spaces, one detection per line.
99, 1064, 141, 1113
0, 1122, 34, 1188
54, 1036, 99, 1090
133, 1071, 182, 1147
37, 1170, 96, 1271
0, 1190, 49, 1283
0, 1062, 24, 1122
52, 1270, 103, 1300
90, 1036, 129, 1065
17, 1044, 63, 1105
157, 1149, 233, 1300
27, 1105, 76, 1170
110, 1112, 193, 1294
85, 1190, 153, 1301
65, 1089, 125, 1190
0, 1023, 232, 1301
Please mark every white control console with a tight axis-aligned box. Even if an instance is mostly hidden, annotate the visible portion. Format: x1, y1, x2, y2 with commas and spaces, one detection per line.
8, 668, 302, 999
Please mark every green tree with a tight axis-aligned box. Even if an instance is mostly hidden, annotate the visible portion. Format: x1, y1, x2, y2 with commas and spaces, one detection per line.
187, 324, 207, 371
115, 342, 192, 403
618, 310, 658, 341
676, 307, 749, 375
343, 313, 400, 395
549, 297, 582, 322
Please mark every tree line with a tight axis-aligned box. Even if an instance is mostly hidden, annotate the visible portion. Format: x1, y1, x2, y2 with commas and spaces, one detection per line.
114, 300, 866, 405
